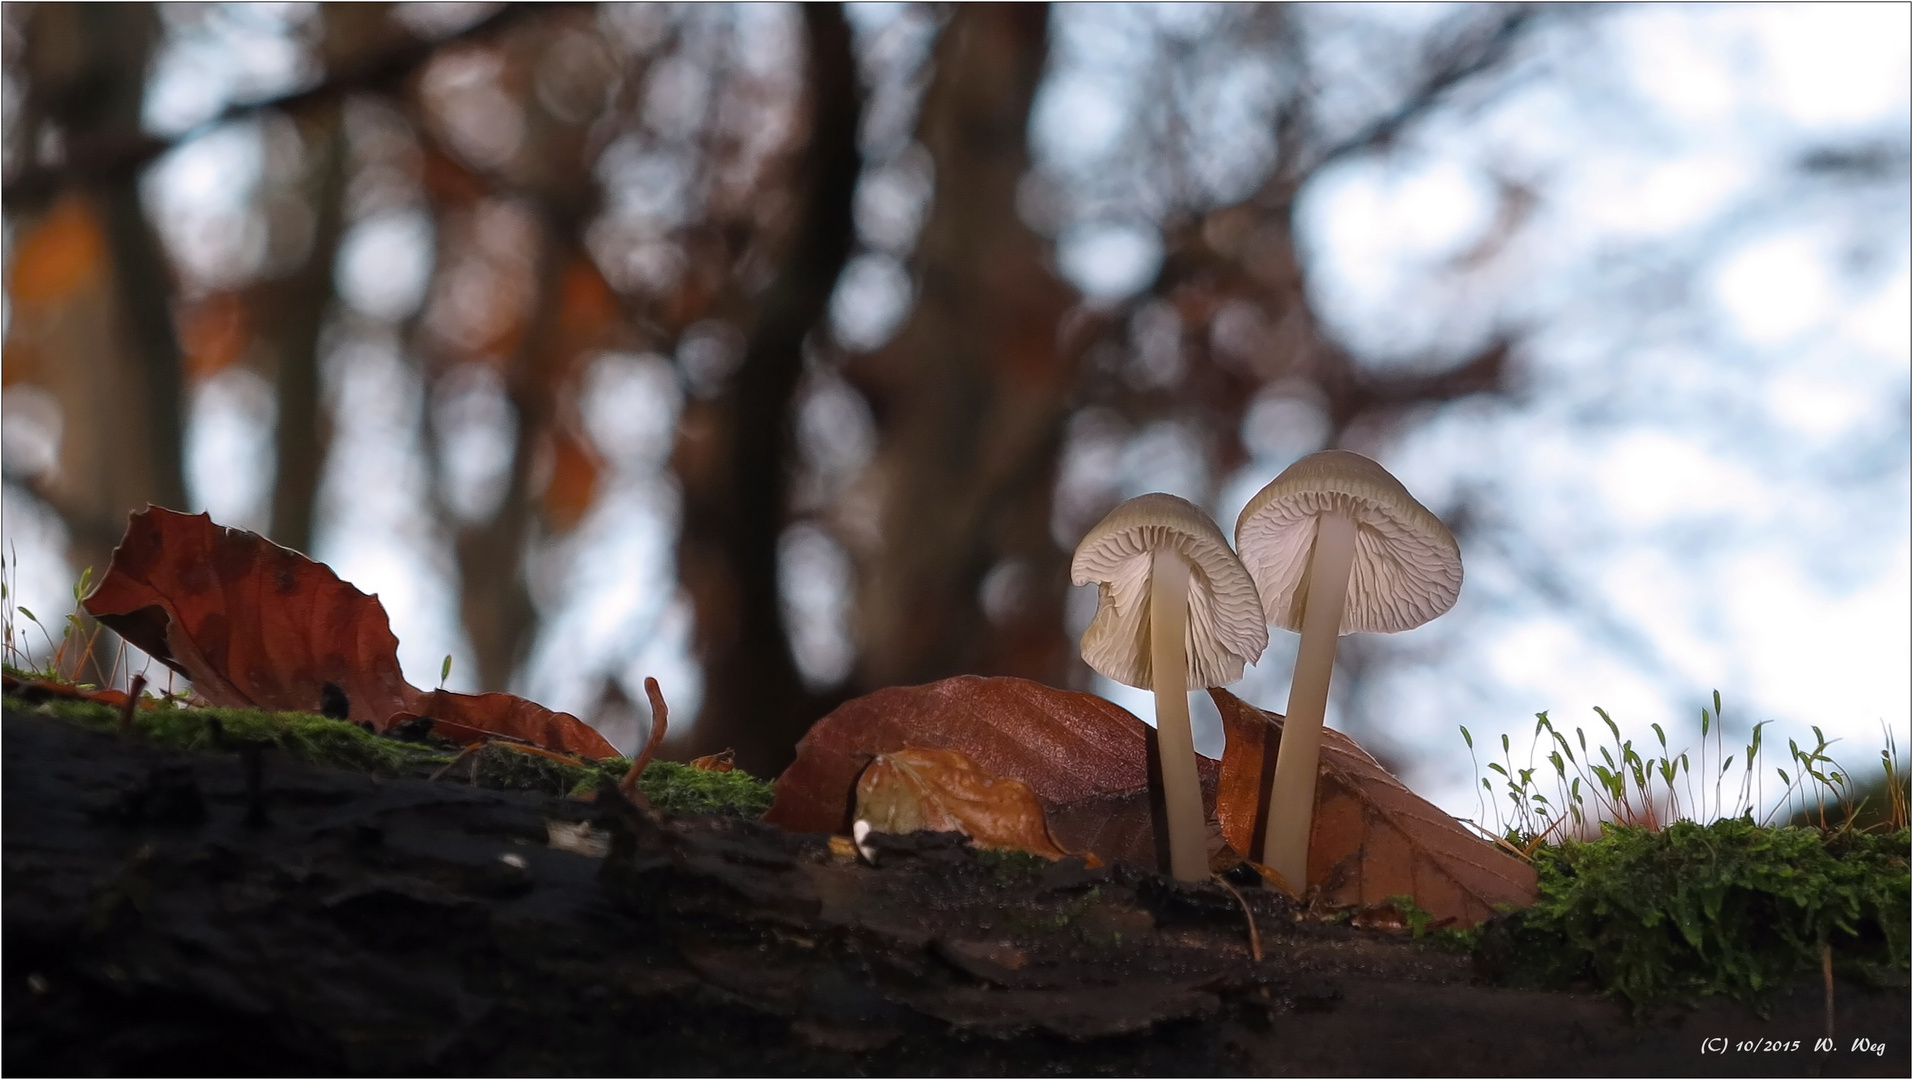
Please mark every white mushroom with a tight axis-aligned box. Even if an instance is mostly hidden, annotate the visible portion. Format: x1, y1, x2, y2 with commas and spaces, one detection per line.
1071, 493, 1268, 881
1234, 450, 1462, 891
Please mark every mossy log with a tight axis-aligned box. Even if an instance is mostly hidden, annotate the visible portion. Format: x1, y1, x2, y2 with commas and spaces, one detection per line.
4, 704, 1906, 1077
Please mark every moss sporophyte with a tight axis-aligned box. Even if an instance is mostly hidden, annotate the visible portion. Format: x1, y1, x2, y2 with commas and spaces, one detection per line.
1462, 695, 1911, 1011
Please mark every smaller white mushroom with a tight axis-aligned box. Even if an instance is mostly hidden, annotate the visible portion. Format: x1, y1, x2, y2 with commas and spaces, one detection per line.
1072, 493, 1268, 881
1235, 450, 1462, 891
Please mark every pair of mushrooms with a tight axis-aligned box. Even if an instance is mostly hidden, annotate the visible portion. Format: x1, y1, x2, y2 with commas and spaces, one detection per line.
1071, 450, 1462, 887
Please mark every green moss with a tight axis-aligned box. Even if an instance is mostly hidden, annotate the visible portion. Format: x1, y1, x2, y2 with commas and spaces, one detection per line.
1381, 893, 1481, 952
634, 760, 774, 817
472, 752, 774, 817
546, 756, 776, 816
23, 696, 455, 776
976, 847, 1051, 882
472, 742, 606, 796
15, 693, 781, 814
1477, 819, 1911, 1011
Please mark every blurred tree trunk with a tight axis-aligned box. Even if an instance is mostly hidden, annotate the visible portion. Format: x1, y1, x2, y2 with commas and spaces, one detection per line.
10, 3, 186, 577
849, 5, 1080, 692
455, 230, 557, 696
260, 105, 347, 557
671, 5, 863, 775
258, 5, 412, 558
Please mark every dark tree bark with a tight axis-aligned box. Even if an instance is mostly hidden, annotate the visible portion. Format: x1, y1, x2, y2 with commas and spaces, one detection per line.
8, 705, 1904, 1078
850, 5, 1081, 692
672, 5, 865, 774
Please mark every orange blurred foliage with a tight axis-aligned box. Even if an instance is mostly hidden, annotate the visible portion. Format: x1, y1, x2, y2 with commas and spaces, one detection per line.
421, 144, 488, 207
541, 426, 601, 532
8, 196, 107, 306
176, 291, 251, 380
556, 257, 618, 347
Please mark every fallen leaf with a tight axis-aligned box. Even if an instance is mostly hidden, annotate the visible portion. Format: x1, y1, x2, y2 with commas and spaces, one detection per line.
855, 747, 1072, 860
689, 749, 735, 772
1215, 689, 1278, 859
769, 675, 1217, 867
1209, 688, 1537, 928
84, 508, 419, 726
390, 690, 617, 759
83, 507, 617, 758
1, 672, 133, 709
771, 676, 1535, 927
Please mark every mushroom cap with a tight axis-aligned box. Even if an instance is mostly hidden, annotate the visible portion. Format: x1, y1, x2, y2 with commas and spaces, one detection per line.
1234, 450, 1461, 635
1070, 492, 1269, 690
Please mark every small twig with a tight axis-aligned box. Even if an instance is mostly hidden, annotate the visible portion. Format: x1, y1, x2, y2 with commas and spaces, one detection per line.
1243, 860, 1301, 900
1520, 810, 1574, 858
491, 742, 590, 767
1823, 943, 1835, 1042
619, 677, 669, 797
1460, 816, 1538, 863
117, 673, 146, 737
428, 741, 485, 783
1214, 874, 1263, 962
104, 637, 127, 695
73, 620, 105, 688
427, 718, 536, 747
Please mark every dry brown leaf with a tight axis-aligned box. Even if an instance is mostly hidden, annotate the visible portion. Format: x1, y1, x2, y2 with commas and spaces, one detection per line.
84, 507, 617, 758
768, 675, 1218, 866
855, 747, 1072, 860
390, 690, 617, 758
84, 508, 421, 726
1210, 687, 1536, 928
1, 672, 140, 710
770, 677, 1533, 926
689, 749, 735, 772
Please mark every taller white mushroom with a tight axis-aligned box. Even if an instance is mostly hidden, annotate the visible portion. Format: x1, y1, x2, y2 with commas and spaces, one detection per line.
1234, 450, 1462, 892
1072, 493, 1268, 882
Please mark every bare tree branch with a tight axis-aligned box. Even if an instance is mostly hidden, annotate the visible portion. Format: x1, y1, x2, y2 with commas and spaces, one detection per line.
2, 2, 572, 210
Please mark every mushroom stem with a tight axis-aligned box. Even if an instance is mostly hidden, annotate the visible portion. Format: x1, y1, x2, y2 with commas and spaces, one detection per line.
1262, 510, 1358, 889
1150, 548, 1208, 882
